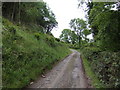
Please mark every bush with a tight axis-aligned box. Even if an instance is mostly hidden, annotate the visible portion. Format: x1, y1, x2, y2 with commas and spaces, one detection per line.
81, 47, 120, 88
34, 33, 41, 40
45, 36, 57, 47
55, 38, 60, 42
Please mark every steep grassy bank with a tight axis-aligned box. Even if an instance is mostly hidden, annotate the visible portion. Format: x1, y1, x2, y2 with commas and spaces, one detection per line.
2, 19, 70, 88
81, 47, 120, 88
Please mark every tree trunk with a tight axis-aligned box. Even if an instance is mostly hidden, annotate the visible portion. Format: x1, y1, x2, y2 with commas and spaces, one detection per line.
11, 2, 15, 21
77, 32, 80, 48
79, 29, 82, 49
78, 35, 80, 48
18, 0, 21, 24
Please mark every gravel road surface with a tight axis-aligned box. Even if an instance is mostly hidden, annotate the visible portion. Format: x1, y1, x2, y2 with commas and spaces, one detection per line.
26, 49, 90, 88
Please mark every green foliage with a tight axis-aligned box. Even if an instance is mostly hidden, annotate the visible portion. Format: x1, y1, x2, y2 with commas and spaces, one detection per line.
81, 47, 120, 88
34, 33, 41, 40
2, 2, 58, 33
69, 18, 86, 36
69, 18, 90, 48
82, 29, 91, 38
55, 38, 60, 42
60, 29, 78, 44
2, 19, 70, 88
81, 55, 104, 88
88, 2, 120, 51
60, 29, 71, 43
70, 31, 78, 44
78, 1, 120, 88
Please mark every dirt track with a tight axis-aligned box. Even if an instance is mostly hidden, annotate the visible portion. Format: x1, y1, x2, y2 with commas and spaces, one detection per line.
26, 49, 90, 88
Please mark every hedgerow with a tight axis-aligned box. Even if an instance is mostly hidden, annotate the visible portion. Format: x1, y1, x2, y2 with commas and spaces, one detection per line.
81, 47, 120, 88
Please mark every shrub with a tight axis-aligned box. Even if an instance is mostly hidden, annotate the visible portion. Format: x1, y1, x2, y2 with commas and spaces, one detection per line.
55, 38, 60, 42
81, 47, 120, 88
34, 33, 41, 40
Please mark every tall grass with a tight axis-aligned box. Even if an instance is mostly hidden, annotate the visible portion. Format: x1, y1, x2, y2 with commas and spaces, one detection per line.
2, 18, 70, 88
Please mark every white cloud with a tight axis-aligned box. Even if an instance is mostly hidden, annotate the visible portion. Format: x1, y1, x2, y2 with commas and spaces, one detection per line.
43, 0, 87, 38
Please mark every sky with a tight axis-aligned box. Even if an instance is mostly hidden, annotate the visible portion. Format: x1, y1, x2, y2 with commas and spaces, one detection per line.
43, 0, 93, 39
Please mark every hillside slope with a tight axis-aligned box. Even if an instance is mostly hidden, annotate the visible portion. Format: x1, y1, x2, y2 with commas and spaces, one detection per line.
2, 18, 70, 88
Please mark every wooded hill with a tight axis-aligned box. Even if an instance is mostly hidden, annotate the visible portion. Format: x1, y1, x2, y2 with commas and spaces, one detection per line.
2, 2, 70, 88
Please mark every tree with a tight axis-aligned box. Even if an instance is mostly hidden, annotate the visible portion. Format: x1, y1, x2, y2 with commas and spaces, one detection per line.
59, 29, 77, 44
60, 29, 71, 43
70, 31, 78, 44
2, 2, 58, 34
82, 29, 91, 42
87, 2, 120, 51
78, 1, 120, 88
69, 18, 86, 48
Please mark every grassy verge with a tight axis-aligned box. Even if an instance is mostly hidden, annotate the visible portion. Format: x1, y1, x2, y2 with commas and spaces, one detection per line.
81, 55, 104, 88
80, 46, 120, 88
